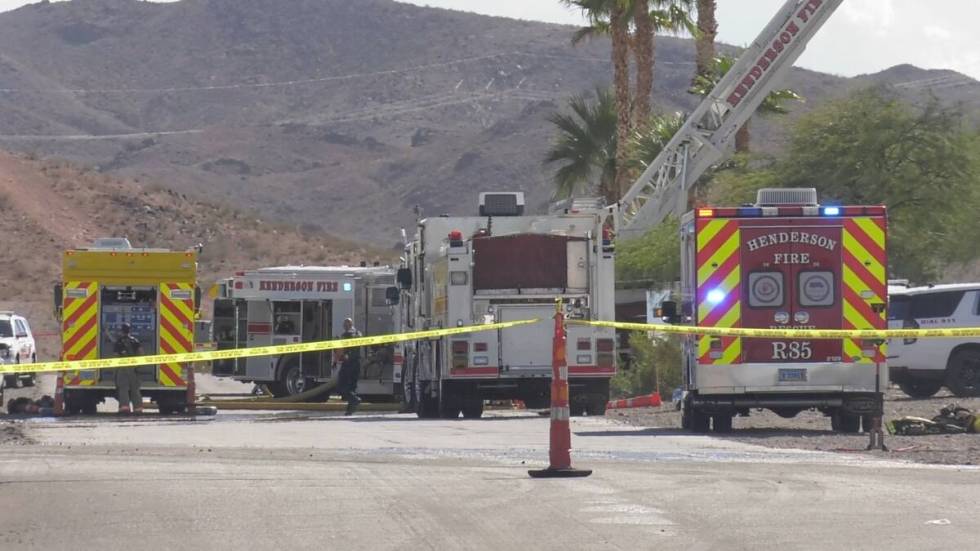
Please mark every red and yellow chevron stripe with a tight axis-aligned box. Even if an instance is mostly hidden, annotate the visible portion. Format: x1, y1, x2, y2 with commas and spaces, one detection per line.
842, 217, 887, 363
62, 281, 99, 386
696, 219, 742, 365
157, 282, 194, 387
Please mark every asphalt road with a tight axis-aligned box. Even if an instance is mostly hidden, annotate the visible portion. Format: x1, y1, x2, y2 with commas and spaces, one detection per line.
2, 394, 979, 551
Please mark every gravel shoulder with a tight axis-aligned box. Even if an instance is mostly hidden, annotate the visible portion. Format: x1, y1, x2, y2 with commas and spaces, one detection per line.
610, 387, 980, 466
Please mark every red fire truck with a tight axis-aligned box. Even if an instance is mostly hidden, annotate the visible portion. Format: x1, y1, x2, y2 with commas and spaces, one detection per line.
667, 188, 888, 433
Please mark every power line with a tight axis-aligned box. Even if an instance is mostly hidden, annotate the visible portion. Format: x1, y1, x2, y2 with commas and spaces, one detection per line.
0, 51, 618, 95
0, 87, 561, 141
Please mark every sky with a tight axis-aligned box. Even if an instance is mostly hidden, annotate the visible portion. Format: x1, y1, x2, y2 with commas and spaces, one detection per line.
1, 0, 977, 80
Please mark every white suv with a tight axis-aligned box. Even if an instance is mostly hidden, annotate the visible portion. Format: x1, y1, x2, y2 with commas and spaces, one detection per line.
0, 312, 37, 388
888, 284, 980, 398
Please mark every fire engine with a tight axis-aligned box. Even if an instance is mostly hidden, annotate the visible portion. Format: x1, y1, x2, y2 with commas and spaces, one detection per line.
54, 238, 199, 414
211, 265, 403, 400
663, 188, 888, 433
399, 192, 616, 418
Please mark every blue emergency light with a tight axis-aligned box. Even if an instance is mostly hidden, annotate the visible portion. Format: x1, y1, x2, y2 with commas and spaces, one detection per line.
706, 289, 726, 305
822, 206, 841, 216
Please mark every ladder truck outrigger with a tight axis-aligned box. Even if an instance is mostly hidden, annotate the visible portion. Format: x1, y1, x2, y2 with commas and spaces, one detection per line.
399, 192, 616, 418
607, 0, 886, 432
211, 265, 404, 401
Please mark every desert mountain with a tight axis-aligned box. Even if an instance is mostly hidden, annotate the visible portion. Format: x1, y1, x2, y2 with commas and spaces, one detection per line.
0, 0, 976, 247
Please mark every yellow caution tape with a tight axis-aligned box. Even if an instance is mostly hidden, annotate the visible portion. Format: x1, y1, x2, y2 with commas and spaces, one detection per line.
570, 319, 980, 340
0, 319, 538, 375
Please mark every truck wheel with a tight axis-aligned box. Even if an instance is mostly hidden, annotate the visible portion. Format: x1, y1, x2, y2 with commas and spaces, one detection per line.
898, 379, 943, 399
712, 413, 733, 433
587, 394, 608, 416
81, 400, 98, 415
461, 399, 484, 419
689, 407, 710, 433
833, 411, 861, 433
945, 350, 980, 397
64, 393, 83, 415
21, 374, 35, 388
440, 404, 461, 419
281, 363, 306, 397
4, 375, 19, 389
416, 386, 440, 419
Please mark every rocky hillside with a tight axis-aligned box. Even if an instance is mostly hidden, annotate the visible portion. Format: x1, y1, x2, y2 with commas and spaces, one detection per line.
0, 0, 976, 246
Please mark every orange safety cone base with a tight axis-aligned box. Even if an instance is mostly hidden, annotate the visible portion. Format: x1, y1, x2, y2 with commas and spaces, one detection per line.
528, 467, 593, 478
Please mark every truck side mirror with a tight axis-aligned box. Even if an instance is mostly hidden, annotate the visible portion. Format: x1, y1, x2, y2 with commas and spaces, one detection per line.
194, 285, 203, 314
397, 268, 412, 290
659, 300, 680, 324
53, 283, 63, 321
385, 286, 400, 305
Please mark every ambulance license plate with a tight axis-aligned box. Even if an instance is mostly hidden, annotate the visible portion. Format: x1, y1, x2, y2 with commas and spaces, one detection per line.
778, 368, 807, 382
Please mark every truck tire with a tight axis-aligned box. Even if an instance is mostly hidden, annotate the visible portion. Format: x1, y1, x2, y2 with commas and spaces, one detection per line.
897, 379, 943, 399
4, 375, 19, 389
440, 404, 461, 419
712, 413, 733, 433
689, 406, 710, 433
416, 385, 440, 419
81, 400, 98, 415
945, 350, 980, 397
586, 394, 608, 416
281, 362, 307, 397
21, 374, 35, 388
157, 396, 187, 415
832, 411, 861, 433
461, 399, 484, 419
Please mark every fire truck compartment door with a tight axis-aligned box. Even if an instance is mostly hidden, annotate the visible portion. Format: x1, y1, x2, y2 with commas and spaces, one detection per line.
99, 286, 158, 384
244, 301, 275, 380
498, 305, 553, 373
740, 224, 843, 363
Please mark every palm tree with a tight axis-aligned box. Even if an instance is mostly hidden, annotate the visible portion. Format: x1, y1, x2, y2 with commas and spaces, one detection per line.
563, 0, 633, 199
634, 1, 696, 124
544, 88, 618, 201
564, 0, 694, 197
694, 0, 717, 80
546, 89, 687, 203
689, 55, 803, 152
625, 111, 687, 173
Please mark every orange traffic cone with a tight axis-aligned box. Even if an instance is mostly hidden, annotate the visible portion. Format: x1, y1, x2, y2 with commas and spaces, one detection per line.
529, 300, 592, 479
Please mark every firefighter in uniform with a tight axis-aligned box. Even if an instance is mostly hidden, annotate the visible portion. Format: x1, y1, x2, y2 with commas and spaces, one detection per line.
114, 323, 143, 414
337, 318, 362, 415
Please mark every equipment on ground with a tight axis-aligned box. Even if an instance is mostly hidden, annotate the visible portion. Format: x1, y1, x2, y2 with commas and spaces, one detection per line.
53, 238, 199, 415
211, 265, 404, 401
670, 188, 888, 433
399, 192, 616, 419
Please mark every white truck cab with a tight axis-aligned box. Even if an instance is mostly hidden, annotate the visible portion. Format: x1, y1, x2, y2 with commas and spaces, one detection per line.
0, 311, 37, 389
887, 283, 980, 398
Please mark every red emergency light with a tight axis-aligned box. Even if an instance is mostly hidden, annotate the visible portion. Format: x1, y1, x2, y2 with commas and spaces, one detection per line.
448, 230, 463, 241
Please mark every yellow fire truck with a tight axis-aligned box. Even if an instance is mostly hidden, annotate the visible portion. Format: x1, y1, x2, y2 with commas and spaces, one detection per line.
54, 238, 199, 414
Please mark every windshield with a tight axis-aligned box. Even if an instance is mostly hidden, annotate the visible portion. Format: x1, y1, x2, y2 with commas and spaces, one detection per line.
888, 295, 910, 321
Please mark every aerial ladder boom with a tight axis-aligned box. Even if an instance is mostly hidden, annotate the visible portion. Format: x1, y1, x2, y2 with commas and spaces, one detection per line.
612, 0, 843, 239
